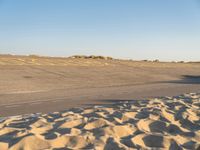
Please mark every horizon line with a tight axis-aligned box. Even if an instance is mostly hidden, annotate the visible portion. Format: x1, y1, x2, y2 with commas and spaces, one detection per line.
0, 53, 199, 63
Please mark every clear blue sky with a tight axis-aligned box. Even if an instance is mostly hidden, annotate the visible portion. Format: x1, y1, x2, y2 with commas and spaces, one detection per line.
0, 0, 200, 61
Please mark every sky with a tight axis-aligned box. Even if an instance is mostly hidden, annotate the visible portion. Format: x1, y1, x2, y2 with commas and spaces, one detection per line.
0, 0, 200, 61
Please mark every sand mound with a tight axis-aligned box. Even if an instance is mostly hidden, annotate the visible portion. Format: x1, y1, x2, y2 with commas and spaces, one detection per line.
0, 93, 199, 149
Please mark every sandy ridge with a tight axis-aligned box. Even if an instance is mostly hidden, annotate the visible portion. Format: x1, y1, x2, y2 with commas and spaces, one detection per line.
0, 93, 199, 150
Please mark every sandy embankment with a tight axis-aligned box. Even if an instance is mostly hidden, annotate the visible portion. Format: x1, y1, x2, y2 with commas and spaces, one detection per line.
0, 93, 199, 150
1, 55, 200, 116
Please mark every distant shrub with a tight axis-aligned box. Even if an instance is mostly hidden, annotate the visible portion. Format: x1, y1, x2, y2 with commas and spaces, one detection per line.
28, 54, 40, 58
70, 55, 86, 59
153, 59, 159, 62
106, 56, 114, 60
69, 55, 114, 60
87, 55, 96, 59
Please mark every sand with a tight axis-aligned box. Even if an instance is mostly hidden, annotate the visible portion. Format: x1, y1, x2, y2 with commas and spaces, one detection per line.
1, 55, 200, 116
0, 93, 199, 150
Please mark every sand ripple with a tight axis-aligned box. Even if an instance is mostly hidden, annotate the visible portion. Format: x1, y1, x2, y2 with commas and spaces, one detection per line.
0, 93, 200, 149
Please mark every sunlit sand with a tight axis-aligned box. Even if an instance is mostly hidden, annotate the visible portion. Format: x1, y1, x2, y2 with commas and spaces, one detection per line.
0, 93, 199, 149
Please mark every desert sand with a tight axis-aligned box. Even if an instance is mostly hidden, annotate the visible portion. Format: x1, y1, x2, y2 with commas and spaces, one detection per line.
0, 93, 199, 150
0, 55, 200, 149
1, 55, 200, 116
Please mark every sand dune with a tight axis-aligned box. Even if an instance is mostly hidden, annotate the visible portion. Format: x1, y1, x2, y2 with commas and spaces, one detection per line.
1, 55, 200, 116
0, 93, 199, 149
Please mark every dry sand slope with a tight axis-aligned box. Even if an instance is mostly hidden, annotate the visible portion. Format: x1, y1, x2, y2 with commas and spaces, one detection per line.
0, 93, 199, 150
1, 55, 200, 116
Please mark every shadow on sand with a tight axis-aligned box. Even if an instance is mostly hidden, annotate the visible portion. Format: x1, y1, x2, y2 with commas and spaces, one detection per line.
82, 75, 200, 108
83, 99, 150, 108
165, 75, 200, 84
